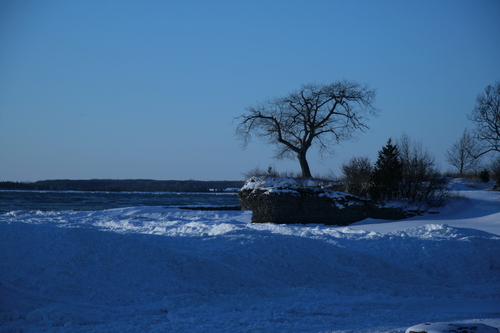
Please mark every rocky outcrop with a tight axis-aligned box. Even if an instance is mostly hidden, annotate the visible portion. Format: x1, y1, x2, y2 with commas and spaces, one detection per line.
238, 177, 413, 225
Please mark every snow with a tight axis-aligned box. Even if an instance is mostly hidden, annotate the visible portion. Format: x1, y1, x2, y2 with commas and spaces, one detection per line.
349, 178, 500, 235
241, 176, 301, 190
1, 179, 499, 332
241, 176, 337, 194
405, 322, 499, 333
241, 176, 362, 209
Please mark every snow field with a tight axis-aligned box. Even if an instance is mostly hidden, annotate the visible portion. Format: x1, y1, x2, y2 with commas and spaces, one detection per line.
0, 179, 499, 332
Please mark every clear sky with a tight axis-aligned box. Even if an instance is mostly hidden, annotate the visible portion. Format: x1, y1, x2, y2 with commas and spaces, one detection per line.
1, 0, 499, 181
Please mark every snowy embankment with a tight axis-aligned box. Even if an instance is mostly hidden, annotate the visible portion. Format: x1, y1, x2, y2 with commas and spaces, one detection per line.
0, 179, 499, 332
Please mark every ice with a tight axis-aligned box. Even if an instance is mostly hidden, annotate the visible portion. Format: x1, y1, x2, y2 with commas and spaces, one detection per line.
0, 178, 499, 332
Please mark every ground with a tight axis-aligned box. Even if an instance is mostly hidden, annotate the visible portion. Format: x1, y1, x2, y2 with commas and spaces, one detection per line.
0, 179, 499, 332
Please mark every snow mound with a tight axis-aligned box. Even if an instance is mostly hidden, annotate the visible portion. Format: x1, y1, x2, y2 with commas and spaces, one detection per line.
448, 178, 497, 191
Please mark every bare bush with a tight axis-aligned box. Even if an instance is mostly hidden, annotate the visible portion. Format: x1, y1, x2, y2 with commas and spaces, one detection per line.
490, 157, 500, 185
341, 156, 372, 196
242, 166, 279, 179
397, 134, 449, 206
242, 165, 300, 179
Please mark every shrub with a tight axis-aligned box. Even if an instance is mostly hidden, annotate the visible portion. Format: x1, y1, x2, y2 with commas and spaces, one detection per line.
479, 169, 490, 183
341, 156, 372, 196
242, 165, 302, 180
243, 165, 280, 179
490, 158, 500, 185
397, 134, 449, 207
370, 135, 450, 207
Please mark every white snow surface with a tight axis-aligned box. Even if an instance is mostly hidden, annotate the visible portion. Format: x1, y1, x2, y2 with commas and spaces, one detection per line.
241, 176, 359, 205
405, 322, 499, 333
241, 176, 338, 194
1, 179, 499, 332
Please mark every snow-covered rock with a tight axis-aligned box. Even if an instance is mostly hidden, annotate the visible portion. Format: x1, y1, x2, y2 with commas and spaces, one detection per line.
239, 176, 411, 224
240, 176, 340, 192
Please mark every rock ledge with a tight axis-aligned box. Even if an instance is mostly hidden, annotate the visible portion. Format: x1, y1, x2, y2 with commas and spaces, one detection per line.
238, 177, 415, 225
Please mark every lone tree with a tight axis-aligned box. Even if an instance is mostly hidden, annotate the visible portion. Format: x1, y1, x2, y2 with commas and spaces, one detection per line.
236, 81, 378, 178
468, 81, 500, 157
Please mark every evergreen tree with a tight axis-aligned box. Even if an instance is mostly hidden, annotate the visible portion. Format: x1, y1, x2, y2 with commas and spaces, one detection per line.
370, 139, 403, 200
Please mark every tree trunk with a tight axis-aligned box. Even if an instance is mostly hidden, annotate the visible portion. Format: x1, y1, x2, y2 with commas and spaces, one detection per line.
298, 151, 312, 178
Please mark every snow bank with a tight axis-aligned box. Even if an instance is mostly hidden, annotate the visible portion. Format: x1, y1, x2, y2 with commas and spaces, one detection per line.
350, 178, 500, 236
406, 322, 499, 333
1, 180, 499, 332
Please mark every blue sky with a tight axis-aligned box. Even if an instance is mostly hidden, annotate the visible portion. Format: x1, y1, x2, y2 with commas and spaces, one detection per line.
1, 0, 499, 181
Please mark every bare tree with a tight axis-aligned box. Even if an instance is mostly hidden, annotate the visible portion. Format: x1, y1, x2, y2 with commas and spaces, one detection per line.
446, 128, 481, 176
397, 134, 448, 206
236, 81, 378, 178
490, 157, 500, 185
468, 81, 500, 157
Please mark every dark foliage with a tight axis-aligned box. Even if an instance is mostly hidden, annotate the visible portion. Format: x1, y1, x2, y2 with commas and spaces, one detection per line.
369, 136, 450, 207
479, 169, 490, 183
369, 139, 403, 200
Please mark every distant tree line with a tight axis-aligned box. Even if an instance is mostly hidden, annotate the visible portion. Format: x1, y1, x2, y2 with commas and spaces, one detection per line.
0, 179, 244, 192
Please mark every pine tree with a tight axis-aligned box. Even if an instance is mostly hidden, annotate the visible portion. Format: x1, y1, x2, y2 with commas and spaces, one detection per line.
370, 139, 403, 200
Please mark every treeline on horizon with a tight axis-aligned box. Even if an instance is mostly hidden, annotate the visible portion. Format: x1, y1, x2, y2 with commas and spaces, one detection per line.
0, 179, 245, 192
